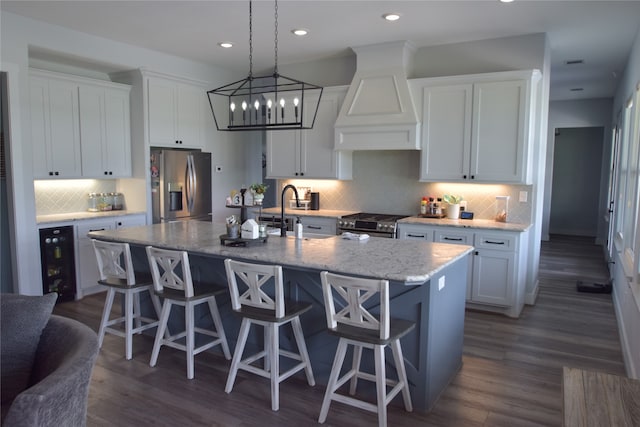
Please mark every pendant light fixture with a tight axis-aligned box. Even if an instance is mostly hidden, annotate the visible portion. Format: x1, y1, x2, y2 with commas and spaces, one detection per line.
208, 0, 323, 131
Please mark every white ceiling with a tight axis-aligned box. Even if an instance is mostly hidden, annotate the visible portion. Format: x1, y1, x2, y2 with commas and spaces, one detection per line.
2, 1, 640, 101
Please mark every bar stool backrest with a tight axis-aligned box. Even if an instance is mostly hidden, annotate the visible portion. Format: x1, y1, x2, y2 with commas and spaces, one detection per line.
320, 271, 390, 340
92, 240, 136, 286
224, 259, 285, 319
146, 246, 194, 298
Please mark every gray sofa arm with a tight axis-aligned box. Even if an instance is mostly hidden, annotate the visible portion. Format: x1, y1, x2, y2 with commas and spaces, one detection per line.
3, 315, 99, 427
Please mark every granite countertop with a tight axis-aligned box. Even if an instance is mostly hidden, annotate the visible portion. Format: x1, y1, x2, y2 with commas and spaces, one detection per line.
256, 207, 360, 219
88, 221, 472, 285
398, 216, 532, 232
37, 210, 147, 225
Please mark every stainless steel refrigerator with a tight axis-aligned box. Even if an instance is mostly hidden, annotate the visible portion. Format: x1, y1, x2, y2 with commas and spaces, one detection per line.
150, 148, 212, 223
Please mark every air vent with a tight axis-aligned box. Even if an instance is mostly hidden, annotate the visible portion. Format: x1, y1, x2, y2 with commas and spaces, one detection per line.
565, 59, 584, 65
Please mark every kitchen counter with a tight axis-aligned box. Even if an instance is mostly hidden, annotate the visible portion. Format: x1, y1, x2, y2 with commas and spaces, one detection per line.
398, 216, 532, 232
256, 207, 360, 219
88, 221, 471, 284
36, 210, 146, 225
89, 221, 472, 411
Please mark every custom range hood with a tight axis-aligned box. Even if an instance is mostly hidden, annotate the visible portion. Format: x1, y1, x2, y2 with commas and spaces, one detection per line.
335, 41, 420, 151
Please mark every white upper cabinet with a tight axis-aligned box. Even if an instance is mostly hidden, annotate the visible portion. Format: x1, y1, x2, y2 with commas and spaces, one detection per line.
30, 74, 82, 179
147, 74, 205, 149
267, 86, 352, 179
30, 69, 131, 179
411, 70, 540, 184
79, 84, 131, 178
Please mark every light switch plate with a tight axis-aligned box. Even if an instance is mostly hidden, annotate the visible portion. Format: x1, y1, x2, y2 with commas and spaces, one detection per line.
438, 276, 446, 291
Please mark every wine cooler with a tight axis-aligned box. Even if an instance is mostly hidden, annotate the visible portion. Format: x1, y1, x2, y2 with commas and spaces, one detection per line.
39, 226, 76, 302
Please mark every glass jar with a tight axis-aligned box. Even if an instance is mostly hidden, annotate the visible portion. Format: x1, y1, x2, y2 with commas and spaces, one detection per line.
99, 193, 113, 211
495, 196, 509, 222
87, 193, 100, 212
111, 192, 124, 210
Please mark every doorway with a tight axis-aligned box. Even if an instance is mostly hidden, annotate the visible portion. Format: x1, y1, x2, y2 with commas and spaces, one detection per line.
549, 127, 605, 237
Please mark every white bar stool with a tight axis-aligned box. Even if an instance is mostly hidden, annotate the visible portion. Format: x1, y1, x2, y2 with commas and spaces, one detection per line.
224, 258, 315, 411
146, 246, 231, 379
92, 239, 163, 360
318, 271, 415, 427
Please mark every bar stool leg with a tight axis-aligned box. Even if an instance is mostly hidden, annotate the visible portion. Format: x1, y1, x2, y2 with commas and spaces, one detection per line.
207, 298, 231, 360
350, 344, 363, 394
186, 302, 195, 380
270, 323, 279, 411
374, 345, 387, 427
319, 338, 349, 423
133, 291, 142, 332
391, 340, 413, 412
150, 300, 171, 368
125, 289, 134, 360
98, 288, 116, 348
226, 318, 251, 393
291, 317, 315, 386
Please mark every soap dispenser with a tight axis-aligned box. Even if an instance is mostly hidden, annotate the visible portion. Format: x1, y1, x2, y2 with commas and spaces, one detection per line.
295, 217, 303, 239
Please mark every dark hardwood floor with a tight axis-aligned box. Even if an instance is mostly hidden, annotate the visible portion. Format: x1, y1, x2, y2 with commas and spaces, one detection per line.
54, 235, 626, 426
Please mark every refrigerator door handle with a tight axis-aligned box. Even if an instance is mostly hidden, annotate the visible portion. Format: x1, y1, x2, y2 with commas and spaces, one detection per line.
186, 154, 196, 213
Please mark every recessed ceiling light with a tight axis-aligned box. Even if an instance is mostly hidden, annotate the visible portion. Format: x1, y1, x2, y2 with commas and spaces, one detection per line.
291, 28, 308, 36
218, 42, 233, 49
382, 13, 401, 21
499, 0, 514, 3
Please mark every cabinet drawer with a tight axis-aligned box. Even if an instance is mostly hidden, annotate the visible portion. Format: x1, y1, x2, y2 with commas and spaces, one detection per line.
474, 232, 517, 251
397, 224, 433, 241
434, 229, 473, 245
302, 222, 336, 235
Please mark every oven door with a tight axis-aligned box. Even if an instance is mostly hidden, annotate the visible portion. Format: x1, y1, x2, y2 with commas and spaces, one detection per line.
337, 227, 394, 238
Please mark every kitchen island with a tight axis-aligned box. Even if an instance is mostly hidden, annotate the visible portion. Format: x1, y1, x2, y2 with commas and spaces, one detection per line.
88, 221, 473, 411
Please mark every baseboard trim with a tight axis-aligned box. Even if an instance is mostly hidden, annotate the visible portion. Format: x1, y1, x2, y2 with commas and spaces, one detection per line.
612, 286, 639, 379
525, 280, 539, 305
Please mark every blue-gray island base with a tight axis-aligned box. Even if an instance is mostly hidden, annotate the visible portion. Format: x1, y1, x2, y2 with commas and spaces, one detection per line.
88, 221, 473, 412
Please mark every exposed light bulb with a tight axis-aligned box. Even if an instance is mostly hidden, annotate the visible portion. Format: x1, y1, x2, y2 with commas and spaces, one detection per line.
254, 100, 260, 110
230, 102, 236, 112
382, 13, 401, 21
242, 101, 247, 111
280, 98, 285, 108
293, 97, 299, 106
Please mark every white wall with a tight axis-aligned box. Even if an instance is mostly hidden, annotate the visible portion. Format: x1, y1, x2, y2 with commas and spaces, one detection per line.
0, 12, 252, 295
609, 26, 640, 379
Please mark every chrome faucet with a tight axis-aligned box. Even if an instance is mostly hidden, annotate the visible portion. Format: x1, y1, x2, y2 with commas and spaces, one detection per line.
280, 184, 300, 237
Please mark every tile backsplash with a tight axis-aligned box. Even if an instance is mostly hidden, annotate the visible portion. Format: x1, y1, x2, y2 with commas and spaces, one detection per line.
282, 151, 532, 224
34, 179, 117, 215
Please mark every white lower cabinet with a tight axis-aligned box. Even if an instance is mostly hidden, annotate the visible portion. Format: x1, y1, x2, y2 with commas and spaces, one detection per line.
397, 223, 528, 317
76, 214, 146, 298
287, 215, 337, 235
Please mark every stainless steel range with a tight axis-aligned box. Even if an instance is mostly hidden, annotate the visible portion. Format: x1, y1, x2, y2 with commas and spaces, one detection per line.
337, 213, 410, 238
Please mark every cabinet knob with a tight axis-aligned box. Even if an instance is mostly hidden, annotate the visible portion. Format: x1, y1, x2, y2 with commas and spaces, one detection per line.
54, 171, 59, 176
104, 171, 108, 175
475, 251, 479, 255
300, 172, 304, 176
49, 171, 54, 176
463, 174, 467, 179
109, 171, 113, 175
471, 175, 475, 179
295, 172, 299, 176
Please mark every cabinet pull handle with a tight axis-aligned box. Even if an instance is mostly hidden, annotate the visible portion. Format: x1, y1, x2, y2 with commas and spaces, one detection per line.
484, 240, 505, 245
307, 225, 321, 230
407, 234, 425, 238
444, 237, 463, 241
89, 228, 106, 232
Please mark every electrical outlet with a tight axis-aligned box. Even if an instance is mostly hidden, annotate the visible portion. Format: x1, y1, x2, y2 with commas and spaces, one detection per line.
519, 191, 528, 202
215, 165, 223, 173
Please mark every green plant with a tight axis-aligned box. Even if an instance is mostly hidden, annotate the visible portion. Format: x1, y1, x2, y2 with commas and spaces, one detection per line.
250, 183, 269, 194
442, 194, 463, 205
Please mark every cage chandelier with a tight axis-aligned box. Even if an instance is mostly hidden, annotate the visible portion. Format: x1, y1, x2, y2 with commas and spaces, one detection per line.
208, 0, 323, 131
